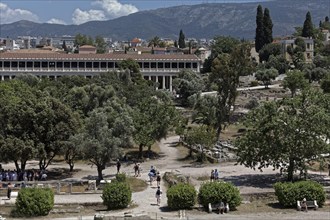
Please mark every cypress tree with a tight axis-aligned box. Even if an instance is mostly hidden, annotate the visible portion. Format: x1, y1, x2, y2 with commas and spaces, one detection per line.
255, 5, 264, 52
302, 11, 314, 38
178, 29, 186, 49
263, 8, 273, 45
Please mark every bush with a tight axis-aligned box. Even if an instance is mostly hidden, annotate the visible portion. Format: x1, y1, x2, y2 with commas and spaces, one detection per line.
102, 181, 132, 209
12, 188, 54, 217
167, 183, 197, 210
250, 80, 259, 87
116, 173, 127, 182
198, 181, 241, 210
274, 181, 326, 207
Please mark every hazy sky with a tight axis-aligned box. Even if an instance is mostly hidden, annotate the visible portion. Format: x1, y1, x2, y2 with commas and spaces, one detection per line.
0, 0, 271, 25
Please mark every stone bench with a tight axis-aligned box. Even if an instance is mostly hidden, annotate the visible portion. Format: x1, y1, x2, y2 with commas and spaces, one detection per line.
11, 191, 19, 198
208, 201, 229, 214
297, 200, 318, 211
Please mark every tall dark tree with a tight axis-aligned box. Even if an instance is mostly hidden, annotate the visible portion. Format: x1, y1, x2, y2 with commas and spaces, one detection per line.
302, 11, 314, 38
178, 29, 186, 49
263, 8, 273, 45
255, 5, 265, 52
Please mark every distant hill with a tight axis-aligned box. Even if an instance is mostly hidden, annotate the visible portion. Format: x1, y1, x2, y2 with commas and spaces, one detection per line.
0, 0, 328, 40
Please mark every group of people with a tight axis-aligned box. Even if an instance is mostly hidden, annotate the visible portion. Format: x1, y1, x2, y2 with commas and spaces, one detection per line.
0, 168, 47, 183
210, 169, 220, 181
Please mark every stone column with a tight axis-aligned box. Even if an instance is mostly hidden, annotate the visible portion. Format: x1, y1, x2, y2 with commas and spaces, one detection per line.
156, 76, 159, 90
162, 76, 166, 89
169, 75, 173, 92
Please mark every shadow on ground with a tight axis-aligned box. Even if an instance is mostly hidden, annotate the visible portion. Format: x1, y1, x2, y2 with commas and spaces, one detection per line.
222, 174, 280, 188
47, 168, 80, 180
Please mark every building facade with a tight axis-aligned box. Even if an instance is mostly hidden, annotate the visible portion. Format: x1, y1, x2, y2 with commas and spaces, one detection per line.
0, 52, 200, 91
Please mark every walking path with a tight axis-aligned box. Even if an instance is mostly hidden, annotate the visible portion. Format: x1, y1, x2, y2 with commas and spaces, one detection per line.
1, 135, 330, 219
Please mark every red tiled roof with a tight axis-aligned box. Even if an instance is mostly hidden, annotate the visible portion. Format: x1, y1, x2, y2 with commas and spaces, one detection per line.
131, 38, 141, 43
0, 52, 200, 61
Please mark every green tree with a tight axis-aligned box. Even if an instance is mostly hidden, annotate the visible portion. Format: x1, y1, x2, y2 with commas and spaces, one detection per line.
255, 5, 265, 52
74, 33, 93, 46
265, 55, 289, 74
173, 70, 205, 106
36, 97, 80, 170
302, 11, 314, 38
0, 81, 40, 171
78, 100, 134, 180
209, 43, 253, 139
178, 29, 186, 49
148, 36, 161, 47
321, 73, 330, 93
95, 36, 107, 54
118, 58, 140, 74
263, 8, 273, 45
258, 43, 281, 62
185, 125, 217, 161
235, 89, 330, 181
283, 70, 308, 97
255, 68, 279, 88
132, 94, 177, 158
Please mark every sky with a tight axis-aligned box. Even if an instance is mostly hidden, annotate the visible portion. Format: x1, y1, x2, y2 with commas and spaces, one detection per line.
0, 0, 271, 25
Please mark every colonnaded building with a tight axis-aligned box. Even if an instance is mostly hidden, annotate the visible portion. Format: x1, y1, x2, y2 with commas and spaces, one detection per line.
0, 51, 201, 91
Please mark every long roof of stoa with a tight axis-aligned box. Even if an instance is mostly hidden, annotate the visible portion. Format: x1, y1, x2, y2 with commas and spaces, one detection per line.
0, 52, 200, 61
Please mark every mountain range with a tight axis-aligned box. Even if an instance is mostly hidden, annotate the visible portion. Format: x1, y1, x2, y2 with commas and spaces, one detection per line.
0, 0, 328, 40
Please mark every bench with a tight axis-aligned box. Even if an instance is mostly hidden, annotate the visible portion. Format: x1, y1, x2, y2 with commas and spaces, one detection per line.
297, 200, 318, 211
208, 201, 229, 214
11, 191, 19, 198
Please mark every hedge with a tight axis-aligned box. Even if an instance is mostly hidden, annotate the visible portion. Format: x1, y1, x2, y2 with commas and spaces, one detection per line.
101, 181, 132, 209
12, 188, 54, 217
198, 181, 241, 210
274, 180, 326, 207
167, 183, 197, 210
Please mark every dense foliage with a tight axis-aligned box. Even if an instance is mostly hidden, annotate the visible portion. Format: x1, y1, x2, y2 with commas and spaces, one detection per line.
274, 181, 326, 207
198, 181, 242, 210
102, 181, 132, 209
13, 188, 54, 217
235, 89, 330, 181
167, 183, 197, 210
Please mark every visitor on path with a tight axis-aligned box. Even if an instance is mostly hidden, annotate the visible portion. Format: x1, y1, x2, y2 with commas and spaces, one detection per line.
156, 172, 161, 187
210, 169, 215, 182
149, 165, 157, 185
301, 198, 308, 212
155, 186, 163, 206
214, 169, 219, 181
134, 163, 140, 177
7, 183, 12, 199
116, 159, 121, 174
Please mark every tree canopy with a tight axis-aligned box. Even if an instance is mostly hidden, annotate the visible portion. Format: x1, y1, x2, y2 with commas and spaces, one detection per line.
235, 89, 330, 181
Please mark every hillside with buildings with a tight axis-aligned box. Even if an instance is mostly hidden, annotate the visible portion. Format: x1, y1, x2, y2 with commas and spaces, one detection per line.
0, 0, 328, 40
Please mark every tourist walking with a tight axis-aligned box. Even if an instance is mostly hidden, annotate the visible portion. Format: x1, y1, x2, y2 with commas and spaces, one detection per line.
156, 172, 161, 187
155, 186, 163, 206
7, 183, 12, 199
210, 169, 215, 182
116, 159, 121, 174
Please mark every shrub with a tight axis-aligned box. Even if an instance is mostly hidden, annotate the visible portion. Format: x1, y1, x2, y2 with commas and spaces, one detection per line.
250, 80, 259, 87
12, 188, 54, 217
198, 181, 241, 210
167, 183, 197, 210
102, 181, 132, 209
274, 180, 326, 207
116, 173, 127, 182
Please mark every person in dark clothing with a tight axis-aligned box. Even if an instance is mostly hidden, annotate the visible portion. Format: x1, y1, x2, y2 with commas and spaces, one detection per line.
7, 183, 12, 199
116, 159, 121, 174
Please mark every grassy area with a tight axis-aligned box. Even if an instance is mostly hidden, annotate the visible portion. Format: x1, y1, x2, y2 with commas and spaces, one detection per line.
127, 177, 148, 192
